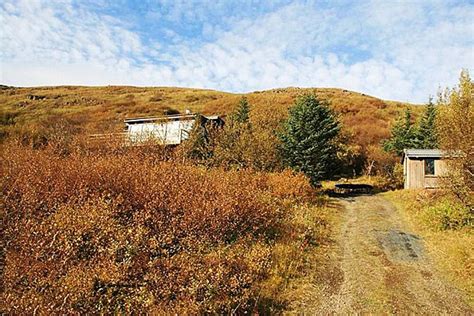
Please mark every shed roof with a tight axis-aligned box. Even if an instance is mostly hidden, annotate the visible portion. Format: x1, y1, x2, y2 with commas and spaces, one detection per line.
403, 149, 444, 158
124, 114, 195, 124
124, 114, 224, 125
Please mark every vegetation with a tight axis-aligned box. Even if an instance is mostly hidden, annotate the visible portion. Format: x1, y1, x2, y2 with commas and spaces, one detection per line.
383, 98, 439, 154
383, 108, 416, 155
279, 94, 341, 186
232, 96, 250, 123
3, 78, 469, 313
0, 86, 416, 177
415, 98, 438, 148
437, 69, 473, 208
1, 140, 334, 314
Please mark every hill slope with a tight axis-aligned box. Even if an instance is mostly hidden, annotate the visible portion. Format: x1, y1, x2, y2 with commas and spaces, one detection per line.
0, 86, 418, 148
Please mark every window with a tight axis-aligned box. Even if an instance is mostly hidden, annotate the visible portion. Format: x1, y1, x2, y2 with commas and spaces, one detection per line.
425, 159, 435, 175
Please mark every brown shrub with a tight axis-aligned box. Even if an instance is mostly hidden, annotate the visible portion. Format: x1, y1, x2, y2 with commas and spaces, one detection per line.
1, 144, 292, 313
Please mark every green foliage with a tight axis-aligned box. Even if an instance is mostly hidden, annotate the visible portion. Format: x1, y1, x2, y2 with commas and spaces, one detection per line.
383, 108, 416, 155
414, 97, 438, 148
424, 198, 473, 231
184, 114, 215, 161
279, 94, 341, 186
192, 97, 284, 171
232, 96, 250, 124
212, 97, 253, 168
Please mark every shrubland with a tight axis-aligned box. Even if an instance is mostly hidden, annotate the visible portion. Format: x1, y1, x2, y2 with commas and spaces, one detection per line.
1, 140, 331, 314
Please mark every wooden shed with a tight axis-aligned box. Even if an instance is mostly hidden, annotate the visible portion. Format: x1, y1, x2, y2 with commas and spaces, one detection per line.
402, 149, 448, 189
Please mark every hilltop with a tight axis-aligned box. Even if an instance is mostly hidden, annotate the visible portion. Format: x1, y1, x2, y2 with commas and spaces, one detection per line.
0, 85, 419, 148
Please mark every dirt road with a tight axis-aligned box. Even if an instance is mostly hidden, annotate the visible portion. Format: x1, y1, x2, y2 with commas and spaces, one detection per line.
300, 194, 472, 314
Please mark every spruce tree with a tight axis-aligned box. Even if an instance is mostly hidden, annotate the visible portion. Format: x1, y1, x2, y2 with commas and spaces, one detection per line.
415, 97, 438, 148
383, 108, 416, 155
279, 94, 340, 186
233, 96, 250, 124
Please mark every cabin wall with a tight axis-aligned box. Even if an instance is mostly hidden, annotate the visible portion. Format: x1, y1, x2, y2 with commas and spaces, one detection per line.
435, 159, 448, 176
404, 157, 447, 189
127, 120, 195, 144
423, 176, 439, 188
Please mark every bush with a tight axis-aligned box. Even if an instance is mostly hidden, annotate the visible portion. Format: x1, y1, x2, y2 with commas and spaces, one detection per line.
424, 198, 472, 231
396, 190, 473, 231
1, 144, 290, 314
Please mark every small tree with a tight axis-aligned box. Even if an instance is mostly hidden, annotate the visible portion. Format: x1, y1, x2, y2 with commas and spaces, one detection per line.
212, 97, 253, 169
232, 96, 251, 124
437, 69, 473, 207
415, 97, 438, 148
184, 114, 215, 161
279, 94, 340, 186
383, 108, 416, 155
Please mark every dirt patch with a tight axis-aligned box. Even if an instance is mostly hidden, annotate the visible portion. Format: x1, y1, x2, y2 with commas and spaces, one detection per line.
376, 229, 423, 262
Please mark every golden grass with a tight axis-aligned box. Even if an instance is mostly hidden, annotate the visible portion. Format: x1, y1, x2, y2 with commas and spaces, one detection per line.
257, 195, 340, 312
0, 85, 419, 149
384, 190, 474, 305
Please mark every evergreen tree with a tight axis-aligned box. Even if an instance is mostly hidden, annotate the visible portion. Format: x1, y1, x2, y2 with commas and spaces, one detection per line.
383, 108, 416, 155
415, 97, 438, 148
279, 94, 340, 186
232, 96, 250, 123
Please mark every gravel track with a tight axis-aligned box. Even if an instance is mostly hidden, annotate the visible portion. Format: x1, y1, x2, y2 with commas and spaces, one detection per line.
307, 194, 472, 314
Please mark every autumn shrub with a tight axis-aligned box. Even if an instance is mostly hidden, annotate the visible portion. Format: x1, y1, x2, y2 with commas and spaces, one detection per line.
437, 70, 473, 209
264, 169, 316, 202
422, 196, 472, 231
393, 190, 473, 231
1, 143, 296, 314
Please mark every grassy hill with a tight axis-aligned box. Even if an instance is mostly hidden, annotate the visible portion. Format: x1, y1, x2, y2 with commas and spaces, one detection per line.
0, 85, 419, 148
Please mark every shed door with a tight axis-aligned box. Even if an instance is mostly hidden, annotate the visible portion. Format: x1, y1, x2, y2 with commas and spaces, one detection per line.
408, 158, 424, 189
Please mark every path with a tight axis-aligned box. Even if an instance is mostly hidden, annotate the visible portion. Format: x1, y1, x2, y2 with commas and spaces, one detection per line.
303, 194, 472, 314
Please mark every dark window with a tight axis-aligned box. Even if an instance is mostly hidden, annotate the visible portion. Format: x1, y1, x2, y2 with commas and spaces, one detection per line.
425, 159, 435, 175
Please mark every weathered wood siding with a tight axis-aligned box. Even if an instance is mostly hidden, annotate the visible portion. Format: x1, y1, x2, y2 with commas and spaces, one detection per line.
406, 158, 424, 189
404, 158, 448, 189
435, 159, 448, 176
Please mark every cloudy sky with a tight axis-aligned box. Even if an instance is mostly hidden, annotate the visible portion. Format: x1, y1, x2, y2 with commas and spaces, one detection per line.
1, 0, 473, 102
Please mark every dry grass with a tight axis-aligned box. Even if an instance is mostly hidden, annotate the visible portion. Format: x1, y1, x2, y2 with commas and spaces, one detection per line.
257, 195, 340, 313
384, 190, 474, 305
0, 85, 418, 148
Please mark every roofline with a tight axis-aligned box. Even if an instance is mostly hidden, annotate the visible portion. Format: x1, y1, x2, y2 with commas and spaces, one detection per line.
124, 113, 226, 124
402, 149, 463, 160
124, 114, 196, 124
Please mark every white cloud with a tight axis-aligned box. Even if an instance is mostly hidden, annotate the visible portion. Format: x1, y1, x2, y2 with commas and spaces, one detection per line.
0, 0, 473, 103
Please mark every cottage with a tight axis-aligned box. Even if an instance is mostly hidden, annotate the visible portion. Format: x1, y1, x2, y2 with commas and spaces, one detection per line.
402, 149, 449, 189
124, 113, 223, 145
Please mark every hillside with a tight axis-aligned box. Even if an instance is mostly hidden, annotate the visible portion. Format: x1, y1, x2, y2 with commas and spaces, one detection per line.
0, 85, 419, 148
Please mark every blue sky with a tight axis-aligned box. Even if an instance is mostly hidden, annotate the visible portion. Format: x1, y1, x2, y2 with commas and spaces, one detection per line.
1, 0, 473, 102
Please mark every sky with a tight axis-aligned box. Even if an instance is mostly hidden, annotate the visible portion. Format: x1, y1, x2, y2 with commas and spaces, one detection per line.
0, 0, 473, 103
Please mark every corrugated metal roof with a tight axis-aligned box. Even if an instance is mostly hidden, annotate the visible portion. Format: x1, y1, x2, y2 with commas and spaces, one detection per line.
124, 114, 195, 124
124, 114, 222, 124
404, 149, 444, 158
